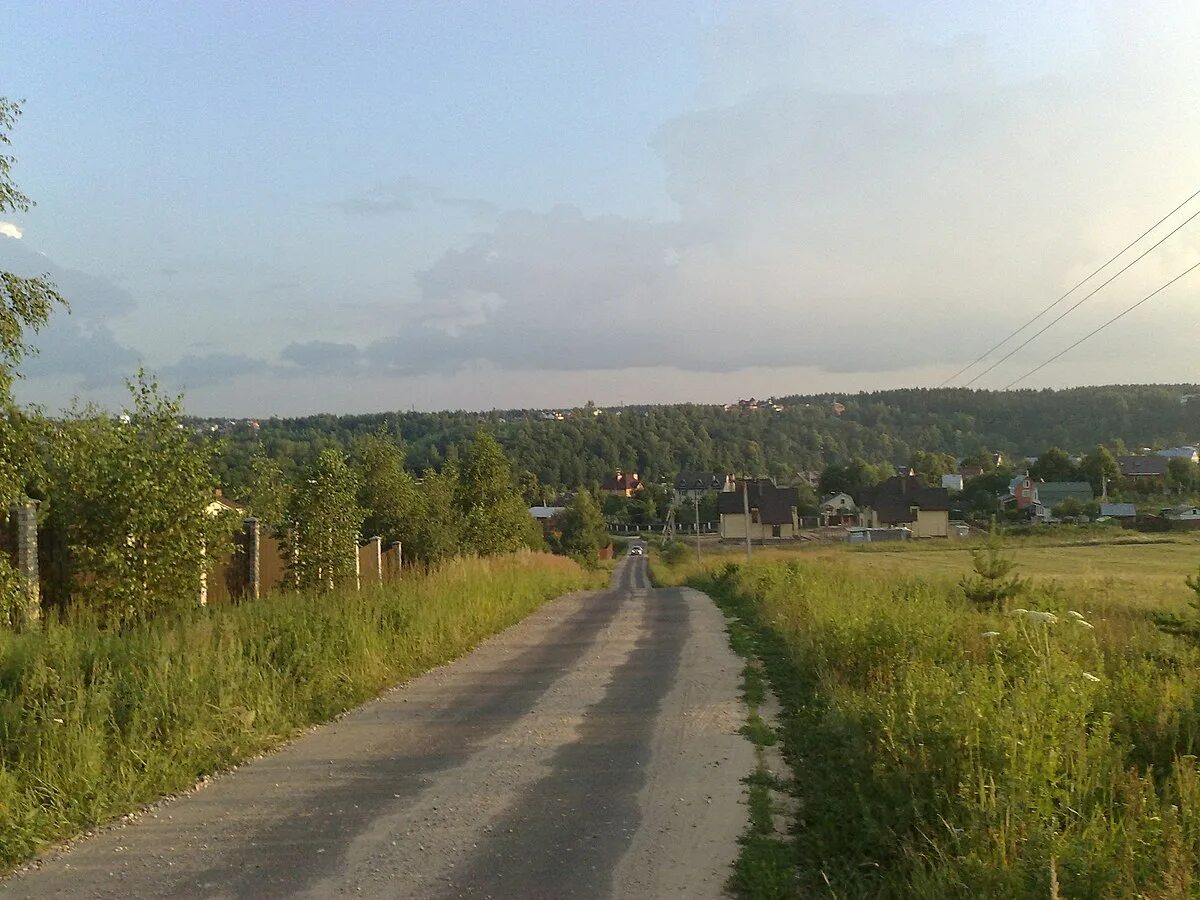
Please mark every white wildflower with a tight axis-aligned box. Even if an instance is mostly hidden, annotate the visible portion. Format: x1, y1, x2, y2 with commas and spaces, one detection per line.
981, 631, 1000, 638
1081, 672, 1101, 683
1024, 610, 1058, 624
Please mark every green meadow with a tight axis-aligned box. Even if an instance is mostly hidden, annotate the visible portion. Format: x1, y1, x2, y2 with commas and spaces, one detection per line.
656, 533, 1200, 898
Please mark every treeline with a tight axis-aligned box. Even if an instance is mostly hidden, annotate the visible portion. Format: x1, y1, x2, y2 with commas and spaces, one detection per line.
1, 374, 545, 629
208, 385, 1200, 495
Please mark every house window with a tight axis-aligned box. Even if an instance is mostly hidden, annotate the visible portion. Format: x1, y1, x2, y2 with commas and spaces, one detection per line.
751, 509, 760, 524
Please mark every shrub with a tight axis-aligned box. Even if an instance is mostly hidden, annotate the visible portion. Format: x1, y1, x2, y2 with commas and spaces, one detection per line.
46, 375, 231, 625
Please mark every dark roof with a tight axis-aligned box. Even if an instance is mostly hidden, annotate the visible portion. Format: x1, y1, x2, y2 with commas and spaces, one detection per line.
857, 476, 950, 524
674, 471, 725, 491
717, 479, 799, 525
1037, 481, 1094, 506
1119, 455, 1170, 477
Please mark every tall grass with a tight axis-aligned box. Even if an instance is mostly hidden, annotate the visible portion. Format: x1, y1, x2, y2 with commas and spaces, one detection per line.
666, 553, 1200, 898
0, 551, 590, 869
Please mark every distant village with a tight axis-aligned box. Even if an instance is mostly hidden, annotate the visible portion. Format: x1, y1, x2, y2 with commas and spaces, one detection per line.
531, 443, 1200, 545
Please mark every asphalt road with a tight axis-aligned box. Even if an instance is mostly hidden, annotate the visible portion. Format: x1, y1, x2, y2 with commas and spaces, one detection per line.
4, 556, 753, 899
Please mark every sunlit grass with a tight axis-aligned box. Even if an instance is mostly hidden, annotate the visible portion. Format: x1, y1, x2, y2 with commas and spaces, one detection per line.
657, 534, 1200, 897
0, 551, 592, 869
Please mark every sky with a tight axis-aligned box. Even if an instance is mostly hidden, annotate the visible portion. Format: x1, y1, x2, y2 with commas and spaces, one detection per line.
2, 0, 1200, 416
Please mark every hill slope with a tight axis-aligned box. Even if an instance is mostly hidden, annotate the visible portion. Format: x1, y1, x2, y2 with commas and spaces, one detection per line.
210, 384, 1200, 490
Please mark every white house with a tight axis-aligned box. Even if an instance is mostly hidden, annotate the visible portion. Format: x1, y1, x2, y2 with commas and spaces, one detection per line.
819, 492, 857, 525
1163, 505, 1200, 521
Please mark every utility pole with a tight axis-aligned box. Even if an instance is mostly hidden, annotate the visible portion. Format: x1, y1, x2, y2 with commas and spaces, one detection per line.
742, 476, 753, 561
694, 496, 702, 564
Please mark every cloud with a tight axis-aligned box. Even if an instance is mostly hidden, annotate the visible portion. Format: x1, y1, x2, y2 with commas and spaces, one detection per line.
333, 178, 497, 218
0, 222, 22, 240
0, 238, 144, 388
359, 1, 1200, 385
163, 353, 265, 389
279, 340, 365, 375
22, 320, 141, 388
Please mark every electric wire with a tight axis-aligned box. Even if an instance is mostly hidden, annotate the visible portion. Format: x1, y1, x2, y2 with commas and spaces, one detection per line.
1004, 257, 1200, 388
939, 186, 1200, 386
962, 203, 1200, 387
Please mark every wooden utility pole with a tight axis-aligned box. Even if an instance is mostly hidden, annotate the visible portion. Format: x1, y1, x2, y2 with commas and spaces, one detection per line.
694, 497, 702, 564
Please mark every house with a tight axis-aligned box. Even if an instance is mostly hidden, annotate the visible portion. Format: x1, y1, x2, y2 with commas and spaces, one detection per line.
529, 505, 567, 539
831, 401, 846, 416
941, 473, 964, 492
673, 471, 733, 504
819, 492, 858, 526
1005, 474, 1039, 510
1099, 502, 1137, 520
958, 465, 984, 481
718, 479, 800, 541
600, 470, 642, 496
1162, 505, 1200, 521
1158, 446, 1200, 462
1119, 456, 1170, 479
856, 476, 951, 538
1036, 482, 1094, 511
206, 489, 245, 517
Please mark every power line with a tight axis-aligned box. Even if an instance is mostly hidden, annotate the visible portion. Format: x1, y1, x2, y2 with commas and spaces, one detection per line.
939, 186, 1200, 387
1004, 256, 1200, 388
963, 203, 1200, 387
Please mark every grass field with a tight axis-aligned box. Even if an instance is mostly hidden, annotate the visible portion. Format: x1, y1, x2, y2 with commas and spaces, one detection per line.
0, 552, 594, 871
655, 531, 1200, 898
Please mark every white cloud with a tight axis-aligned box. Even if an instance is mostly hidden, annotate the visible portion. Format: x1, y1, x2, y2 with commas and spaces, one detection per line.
359, 1, 1200, 389
0, 222, 22, 240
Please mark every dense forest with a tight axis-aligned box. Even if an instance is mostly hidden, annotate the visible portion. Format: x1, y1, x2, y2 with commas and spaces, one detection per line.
208, 385, 1200, 494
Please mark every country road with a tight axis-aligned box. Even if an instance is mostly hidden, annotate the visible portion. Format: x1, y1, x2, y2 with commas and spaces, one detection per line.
4, 556, 754, 899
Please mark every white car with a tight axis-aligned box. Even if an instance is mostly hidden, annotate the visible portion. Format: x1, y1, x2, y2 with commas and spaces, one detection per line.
629, 545, 644, 556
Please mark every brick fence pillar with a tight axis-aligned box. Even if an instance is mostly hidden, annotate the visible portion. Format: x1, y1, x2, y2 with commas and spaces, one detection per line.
243, 517, 261, 601
11, 499, 39, 623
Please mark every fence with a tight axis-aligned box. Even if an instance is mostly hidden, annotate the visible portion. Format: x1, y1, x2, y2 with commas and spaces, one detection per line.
607, 521, 718, 535
2, 505, 404, 612
208, 520, 402, 601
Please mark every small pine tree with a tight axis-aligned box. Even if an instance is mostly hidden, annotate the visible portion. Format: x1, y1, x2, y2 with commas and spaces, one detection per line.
961, 524, 1024, 611
1184, 566, 1200, 621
